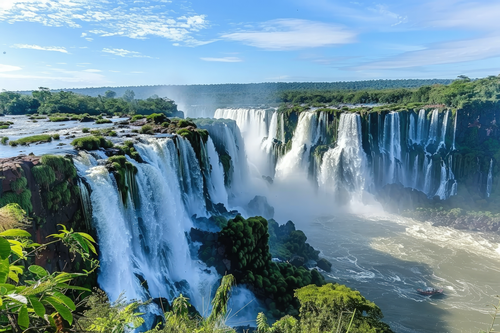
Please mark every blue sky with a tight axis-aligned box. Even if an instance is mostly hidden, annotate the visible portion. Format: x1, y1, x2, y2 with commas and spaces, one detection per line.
1, 0, 500, 90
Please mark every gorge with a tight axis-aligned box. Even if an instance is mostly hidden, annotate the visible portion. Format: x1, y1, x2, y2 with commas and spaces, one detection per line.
1, 82, 500, 332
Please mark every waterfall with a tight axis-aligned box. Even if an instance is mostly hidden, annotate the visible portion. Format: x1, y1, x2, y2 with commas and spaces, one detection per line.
434, 161, 448, 199
275, 111, 321, 180
409, 112, 417, 144
75, 138, 219, 314
427, 109, 440, 147
77, 179, 93, 231
206, 137, 229, 207
215, 108, 277, 178
412, 155, 419, 189
416, 109, 427, 144
318, 113, 368, 198
452, 113, 457, 150
438, 110, 449, 150
423, 158, 433, 195
280, 113, 285, 143
487, 159, 493, 198
379, 112, 401, 185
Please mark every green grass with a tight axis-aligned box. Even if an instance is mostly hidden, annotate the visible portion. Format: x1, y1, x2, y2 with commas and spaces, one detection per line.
49, 116, 70, 122
95, 118, 112, 124
1, 137, 8, 145
71, 136, 114, 150
9, 134, 53, 146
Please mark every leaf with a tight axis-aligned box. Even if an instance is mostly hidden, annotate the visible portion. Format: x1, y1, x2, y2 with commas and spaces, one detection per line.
0, 229, 31, 238
77, 232, 96, 244
56, 283, 90, 292
0, 283, 16, 293
29, 296, 46, 318
43, 296, 73, 325
29, 265, 48, 278
83, 239, 97, 255
0, 259, 9, 284
8, 270, 19, 283
51, 292, 76, 311
0, 238, 11, 260
8, 244, 24, 259
17, 305, 29, 329
71, 233, 88, 253
54, 272, 82, 284
6, 293, 27, 304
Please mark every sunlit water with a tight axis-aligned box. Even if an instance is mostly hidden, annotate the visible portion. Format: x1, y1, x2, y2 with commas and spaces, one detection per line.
0, 115, 128, 158
295, 213, 500, 332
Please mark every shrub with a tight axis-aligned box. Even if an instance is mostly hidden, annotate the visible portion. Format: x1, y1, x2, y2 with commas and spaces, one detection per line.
82, 128, 90, 133
95, 118, 112, 124
40, 154, 77, 179
71, 136, 112, 150
32, 164, 56, 188
140, 124, 154, 134
8, 134, 52, 146
10, 177, 27, 192
0, 137, 8, 145
49, 116, 69, 122
146, 113, 168, 124
52, 133, 60, 140
130, 115, 144, 122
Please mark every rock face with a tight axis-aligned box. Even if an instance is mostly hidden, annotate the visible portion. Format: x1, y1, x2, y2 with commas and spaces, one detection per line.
246, 195, 275, 219
377, 183, 431, 213
0, 155, 97, 286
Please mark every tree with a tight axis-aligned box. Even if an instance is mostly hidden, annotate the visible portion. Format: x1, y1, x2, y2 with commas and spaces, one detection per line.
122, 90, 135, 103
104, 90, 117, 99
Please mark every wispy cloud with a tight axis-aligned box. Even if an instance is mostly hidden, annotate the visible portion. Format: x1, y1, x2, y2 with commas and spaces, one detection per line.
0, 0, 210, 46
0, 64, 22, 72
200, 57, 242, 63
352, 35, 500, 70
11, 44, 68, 53
83, 69, 101, 72
222, 19, 356, 50
102, 48, 152, 58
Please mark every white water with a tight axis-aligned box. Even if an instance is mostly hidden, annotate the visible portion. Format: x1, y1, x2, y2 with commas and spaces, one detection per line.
275, 111, 321, 180
215, 108, 277, 178
318, 113, 368, 200
206, 137, 229, 207
76, 138, 219, 313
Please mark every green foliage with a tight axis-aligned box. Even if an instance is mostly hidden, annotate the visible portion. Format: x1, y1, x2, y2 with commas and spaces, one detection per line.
146, 275, 237, 333
10, 177, 27, 192
40, 154, 77, 179
268, 219, 320, 262
0, 204, 30, 231
0, 220, 98, 332
71, 136, 113, 150
9, 134, 53, 146
49, 116, 69, 122
107, 155, 138, 204
140, 124, 155, 134
294, 283, 393, 333
95, 118, 112, 124
82, 127, 90, 133
77, 289, 145, 333
146, 113, 169, 124
217, 216, 325, 317
131, 114, 145, 122
1, 137, 8, 145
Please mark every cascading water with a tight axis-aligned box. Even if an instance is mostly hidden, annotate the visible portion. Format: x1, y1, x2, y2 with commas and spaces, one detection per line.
215, 108, 278, 178
75, 137, 219, 321
275, 111, 321, 180
427, 109, 440, 147
205, 137, 229, 207
487, 159, 493, 198
318, 113, 369, 199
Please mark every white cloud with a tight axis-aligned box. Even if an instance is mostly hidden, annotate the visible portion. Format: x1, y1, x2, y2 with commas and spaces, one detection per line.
11, 44, 68, 53
102, 48, 152, 58
353, 35, 500, 70
83, 69, 101, 72
200, 57, 242, 63
0, 64, 22, 72
221, 19, 356, 50
0, 0, 210, 45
